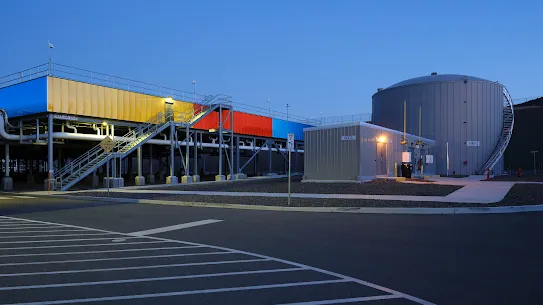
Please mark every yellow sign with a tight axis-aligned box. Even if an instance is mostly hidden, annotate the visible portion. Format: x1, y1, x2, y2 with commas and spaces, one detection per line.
100, 136, 115, 153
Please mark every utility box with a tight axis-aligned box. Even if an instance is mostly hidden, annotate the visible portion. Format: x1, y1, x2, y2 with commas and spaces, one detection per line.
303, 122, 436, 181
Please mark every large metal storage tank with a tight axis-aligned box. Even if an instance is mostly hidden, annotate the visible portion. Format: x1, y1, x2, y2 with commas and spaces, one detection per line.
372, 73, 505, 176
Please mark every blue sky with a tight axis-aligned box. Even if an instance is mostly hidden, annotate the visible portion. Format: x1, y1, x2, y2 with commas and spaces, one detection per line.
0, 0, 541, 119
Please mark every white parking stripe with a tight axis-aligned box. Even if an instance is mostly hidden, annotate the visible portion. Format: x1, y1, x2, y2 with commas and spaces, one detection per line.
0, 240, 168, 251
277, 295, 402, 305
0, 258, 272, 277
0, 267, 305, 291
0, 233, 112, 239
0, 236, 131, 245
0, 245, 205, 258
12, 195, 37, 199
0, 251, 234, 267
128, 219, 223, 236
0, 196, 11, 200
0, 229, 89, 234
0, 215, 436, 305
0, 223, 59, 227
2, 279, 350, 305
0, 225, 64, 230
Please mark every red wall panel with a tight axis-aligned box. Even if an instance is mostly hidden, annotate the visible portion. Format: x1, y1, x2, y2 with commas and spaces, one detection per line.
233, 112, 272, 137
192, 110, 272, 137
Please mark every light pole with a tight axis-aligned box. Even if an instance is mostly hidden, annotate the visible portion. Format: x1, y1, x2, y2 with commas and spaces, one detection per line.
530, 151, 538, 175
286, 104, 290, 121
192, 79, 196, 103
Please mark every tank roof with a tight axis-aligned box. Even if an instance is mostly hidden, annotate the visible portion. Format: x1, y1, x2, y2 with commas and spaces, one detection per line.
386, 74, 492, 90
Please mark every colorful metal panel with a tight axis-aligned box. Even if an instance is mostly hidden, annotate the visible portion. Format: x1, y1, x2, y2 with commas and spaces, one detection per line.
0, 77, 48, 117
233, 112, 272, 137
47, 77, 193, 123
272, 118, 312, 141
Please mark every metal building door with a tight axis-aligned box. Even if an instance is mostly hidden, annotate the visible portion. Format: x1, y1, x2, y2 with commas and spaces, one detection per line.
376, 142, 386, 176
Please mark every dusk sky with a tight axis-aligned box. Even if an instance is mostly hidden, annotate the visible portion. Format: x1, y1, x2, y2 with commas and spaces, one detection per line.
1, 0, 541, 119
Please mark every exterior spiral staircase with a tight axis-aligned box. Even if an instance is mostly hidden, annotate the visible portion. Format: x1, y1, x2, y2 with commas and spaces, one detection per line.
478, 86, 515, 174
55, 95, 225, 191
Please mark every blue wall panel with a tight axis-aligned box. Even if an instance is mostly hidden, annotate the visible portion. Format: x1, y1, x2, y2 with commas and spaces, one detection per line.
272, 118, 312, 141
0, 77, 47, 117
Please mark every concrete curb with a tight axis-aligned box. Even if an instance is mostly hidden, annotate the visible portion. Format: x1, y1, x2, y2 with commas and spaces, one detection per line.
33, 194, 543, 215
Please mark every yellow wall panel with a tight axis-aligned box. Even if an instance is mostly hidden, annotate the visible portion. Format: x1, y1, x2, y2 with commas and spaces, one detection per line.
104, 87, 112, 119
47, 77, 195, 123
76, 82, 85, 116
110, 88, 118, 120
67, 80, 77, 114
97, 85, 105, 118
90, 83, 98, 118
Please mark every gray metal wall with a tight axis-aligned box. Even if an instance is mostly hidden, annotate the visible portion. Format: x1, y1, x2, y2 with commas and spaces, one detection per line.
372, 78, 504, 175
304, 123, 436, 181
304, 124, 360, 181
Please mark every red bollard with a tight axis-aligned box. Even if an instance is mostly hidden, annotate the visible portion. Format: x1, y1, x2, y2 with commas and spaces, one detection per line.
518, 168, 523, 177
486, 168, 490, 180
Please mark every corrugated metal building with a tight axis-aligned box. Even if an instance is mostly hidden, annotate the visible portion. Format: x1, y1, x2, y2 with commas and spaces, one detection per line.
303, 122, 436, 181
372, 74, 506, 176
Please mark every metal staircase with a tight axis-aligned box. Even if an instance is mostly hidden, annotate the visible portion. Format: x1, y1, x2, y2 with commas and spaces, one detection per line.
478, 86, 515, 174
55, 112, 172, 191
55, 94, 227, 191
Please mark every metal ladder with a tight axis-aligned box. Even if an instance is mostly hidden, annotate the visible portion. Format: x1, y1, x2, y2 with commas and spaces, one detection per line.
478, 86, 515, 174
55, 112, 172, 191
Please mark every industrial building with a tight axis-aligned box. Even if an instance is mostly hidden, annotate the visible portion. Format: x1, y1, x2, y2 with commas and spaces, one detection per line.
303, 122, 436, 181
372, 73, 514, 176
0, 63, 314, 191
504, 97, 543, 173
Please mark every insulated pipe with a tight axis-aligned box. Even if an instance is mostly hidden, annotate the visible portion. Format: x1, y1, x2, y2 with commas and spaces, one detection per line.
65, 122, 77, 133
92, 124, 101, 135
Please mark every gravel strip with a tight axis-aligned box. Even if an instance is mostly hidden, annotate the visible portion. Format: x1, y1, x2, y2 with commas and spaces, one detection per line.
142, 177, 462, 196
66, 184, 543, 208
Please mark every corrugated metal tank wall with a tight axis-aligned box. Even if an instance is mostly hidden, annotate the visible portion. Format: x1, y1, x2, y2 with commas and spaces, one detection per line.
372, 77, 503, 175
47, 77, 194, 123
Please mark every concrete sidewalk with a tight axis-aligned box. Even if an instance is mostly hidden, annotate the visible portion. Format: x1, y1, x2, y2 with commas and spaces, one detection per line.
35, 180, 513, 204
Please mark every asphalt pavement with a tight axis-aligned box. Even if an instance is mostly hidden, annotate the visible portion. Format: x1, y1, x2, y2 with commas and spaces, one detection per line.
0, 197, 541, 305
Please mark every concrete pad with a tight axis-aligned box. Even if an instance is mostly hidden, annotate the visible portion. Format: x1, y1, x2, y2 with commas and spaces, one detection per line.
192, 175, 200, 183
215, 175, 226, 181
44, 178, 56, 191
1, 177, 13, 191
181, 175, 192, 184
103, 177, 124, 188
227, 174, 237, 181
235, 173, 248, 180
146, 173, 156, 184
166, 176, 178, 185
135, 176, 146, 186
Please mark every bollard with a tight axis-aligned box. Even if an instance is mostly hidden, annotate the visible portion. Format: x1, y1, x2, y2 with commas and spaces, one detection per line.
518, 168, 522, 177
486, 168, 490, 180
393, 162, 397, 177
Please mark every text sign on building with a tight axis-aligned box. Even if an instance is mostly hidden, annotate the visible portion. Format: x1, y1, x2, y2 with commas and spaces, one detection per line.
287, 133, 294, 151
100, 136, 115, 153
467, 141, 480, 147
53, 114, 78, 121
341, 135, 356, 141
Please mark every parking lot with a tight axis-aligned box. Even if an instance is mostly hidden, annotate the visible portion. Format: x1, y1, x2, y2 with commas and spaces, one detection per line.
0, 213, 431, 305
0, 196, 541, 305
